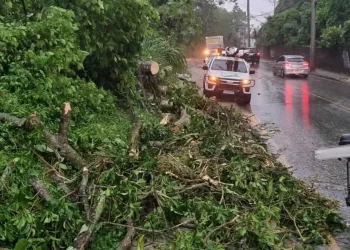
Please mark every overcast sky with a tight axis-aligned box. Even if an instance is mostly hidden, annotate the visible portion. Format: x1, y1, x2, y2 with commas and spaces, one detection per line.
222, 0, 275, 28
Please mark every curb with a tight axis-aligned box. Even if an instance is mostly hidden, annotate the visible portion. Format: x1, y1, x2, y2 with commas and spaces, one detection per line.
310, 72, 350, 85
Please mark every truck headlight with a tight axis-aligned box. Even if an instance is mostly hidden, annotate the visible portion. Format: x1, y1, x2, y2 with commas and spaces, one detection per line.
241, 79, 250, 85
207, 76, 218, 84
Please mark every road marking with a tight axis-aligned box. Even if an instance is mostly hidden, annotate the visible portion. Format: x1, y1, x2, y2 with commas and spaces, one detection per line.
292, 85, 350, 112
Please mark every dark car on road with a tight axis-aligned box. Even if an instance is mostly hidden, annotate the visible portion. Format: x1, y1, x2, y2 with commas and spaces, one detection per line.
240, 47, 260, 64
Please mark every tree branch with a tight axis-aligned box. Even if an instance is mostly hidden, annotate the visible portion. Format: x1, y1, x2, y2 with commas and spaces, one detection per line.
72, 194, 106, 250
116, 219, 135, 250
0, 108, 88, 169
129, 120, 142, 160
79, 167, 90, 218
58, 102, 71, 145
31, 178, 52, 201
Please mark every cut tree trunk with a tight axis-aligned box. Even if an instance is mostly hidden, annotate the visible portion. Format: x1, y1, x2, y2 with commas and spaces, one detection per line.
140, 60, 159, 76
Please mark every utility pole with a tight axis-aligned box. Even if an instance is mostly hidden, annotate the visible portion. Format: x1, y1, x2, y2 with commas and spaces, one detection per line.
310, 0, 316, 71
247, 0, 251, 47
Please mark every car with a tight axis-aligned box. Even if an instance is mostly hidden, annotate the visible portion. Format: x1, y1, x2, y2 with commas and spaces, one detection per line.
202, 56, 255, 105
272, 55, 310, 78
240, 47, 260, 64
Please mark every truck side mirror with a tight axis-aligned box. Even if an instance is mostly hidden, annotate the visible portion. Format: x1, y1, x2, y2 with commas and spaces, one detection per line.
249, 70, 255, 74
202, 65, 209, 70
339, 134, 350, 146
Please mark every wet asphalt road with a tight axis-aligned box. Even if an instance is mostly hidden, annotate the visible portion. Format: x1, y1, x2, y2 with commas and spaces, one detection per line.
188, 59, 350, 249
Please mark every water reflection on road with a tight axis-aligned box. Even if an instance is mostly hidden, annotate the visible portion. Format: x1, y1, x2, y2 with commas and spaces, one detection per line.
284, 81, 310, 129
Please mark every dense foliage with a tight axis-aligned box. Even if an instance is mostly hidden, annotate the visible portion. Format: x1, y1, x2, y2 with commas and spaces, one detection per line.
1, 0, 156, 94
0, 7, 132, 249
195, 0, 247, 47
258, 0, 350, 48
274, 0, 306, 14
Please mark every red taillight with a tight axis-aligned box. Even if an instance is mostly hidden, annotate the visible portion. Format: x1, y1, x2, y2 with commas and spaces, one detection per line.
257, 52, 260, 56
303, 62, 309, 66
284, 62, 292, 66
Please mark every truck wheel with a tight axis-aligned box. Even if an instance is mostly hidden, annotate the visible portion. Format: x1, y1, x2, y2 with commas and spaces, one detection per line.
203, 83, 213, 97
203, 89, 213, 98
303, 74, 309, 79
238, 94, 251, 105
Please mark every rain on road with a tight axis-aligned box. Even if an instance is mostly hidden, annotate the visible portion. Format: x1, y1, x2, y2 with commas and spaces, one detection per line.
188, 58, 350, 249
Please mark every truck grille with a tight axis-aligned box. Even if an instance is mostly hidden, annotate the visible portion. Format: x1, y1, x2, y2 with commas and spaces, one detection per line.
219, 78, 241, 84
217, 84, 241, 91
217, 78, 241, 91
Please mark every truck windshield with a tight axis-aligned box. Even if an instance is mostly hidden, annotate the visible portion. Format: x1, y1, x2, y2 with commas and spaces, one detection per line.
247, 48, 257, 53
211, 59, 247, 73
207, 44, 221, 49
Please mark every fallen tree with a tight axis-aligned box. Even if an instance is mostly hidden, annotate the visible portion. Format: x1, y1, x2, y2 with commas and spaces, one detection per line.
0, 10, 346, 249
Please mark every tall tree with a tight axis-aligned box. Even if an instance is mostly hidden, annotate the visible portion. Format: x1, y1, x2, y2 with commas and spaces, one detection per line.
153, 0, 202, 47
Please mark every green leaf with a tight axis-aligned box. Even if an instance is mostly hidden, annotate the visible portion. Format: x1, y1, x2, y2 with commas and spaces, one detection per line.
137, 235, 145, 250
97, 0, 104, 9
34, 144, 54, 153
13, 239, 31, 250
13, 157, 20, 163
59, 163, 68, 170
267, 180, 273, 197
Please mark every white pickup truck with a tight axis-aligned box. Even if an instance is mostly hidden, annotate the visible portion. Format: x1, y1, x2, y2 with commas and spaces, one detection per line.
202, 55, 255, 105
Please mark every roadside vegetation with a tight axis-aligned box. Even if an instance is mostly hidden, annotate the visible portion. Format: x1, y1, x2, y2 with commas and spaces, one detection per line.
0, 0, 346, 249
258, 0, 350, 48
